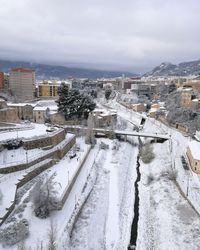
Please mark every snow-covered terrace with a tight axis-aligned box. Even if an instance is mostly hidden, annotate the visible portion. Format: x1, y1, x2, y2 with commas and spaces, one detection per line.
0, 123, 52, 142
0, 133, 74, 168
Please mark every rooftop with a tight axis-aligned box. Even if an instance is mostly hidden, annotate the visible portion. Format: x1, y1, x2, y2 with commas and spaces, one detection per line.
11, 68, 34, 73
188, 140, 200, 160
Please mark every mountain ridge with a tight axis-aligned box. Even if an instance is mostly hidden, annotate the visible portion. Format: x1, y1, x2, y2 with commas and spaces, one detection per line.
144, 59, 200, 76
0, 59, 135, 79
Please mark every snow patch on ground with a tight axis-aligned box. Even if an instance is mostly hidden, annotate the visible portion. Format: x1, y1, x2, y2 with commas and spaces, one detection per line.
69, 139, 138, 250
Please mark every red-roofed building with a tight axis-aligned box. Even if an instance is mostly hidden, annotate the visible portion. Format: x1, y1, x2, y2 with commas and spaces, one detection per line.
0, 72, 4, 89
11, 68, 34, 73
9, 67, 35, 101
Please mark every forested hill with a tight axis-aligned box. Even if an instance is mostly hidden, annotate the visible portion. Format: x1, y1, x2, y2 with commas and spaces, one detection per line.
0, 59, 134, 79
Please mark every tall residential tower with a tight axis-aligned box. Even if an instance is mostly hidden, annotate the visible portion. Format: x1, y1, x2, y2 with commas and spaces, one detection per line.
9, 68, 35, 101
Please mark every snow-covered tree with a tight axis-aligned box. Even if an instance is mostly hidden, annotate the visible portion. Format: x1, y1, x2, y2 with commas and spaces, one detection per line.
56, 83, 96, 120
105, 88, 112, 100
30, 174, 59, 218
140, 143, 155, 164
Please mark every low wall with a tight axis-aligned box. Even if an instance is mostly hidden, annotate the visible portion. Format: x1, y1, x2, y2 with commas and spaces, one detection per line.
0, 136, 76, 174
17, 159, 56, 188
59, 145, 91, 208
23, 129, 65, 150
0, 135, 77, 225
0, 159, 55, 225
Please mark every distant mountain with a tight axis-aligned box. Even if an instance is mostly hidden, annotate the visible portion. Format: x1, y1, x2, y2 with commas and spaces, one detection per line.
144, 59, 200, 76
0, 59, 135, 79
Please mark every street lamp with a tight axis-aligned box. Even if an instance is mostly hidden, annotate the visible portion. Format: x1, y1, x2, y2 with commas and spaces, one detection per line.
186, 173, 190, 197
25, 150, 28, 165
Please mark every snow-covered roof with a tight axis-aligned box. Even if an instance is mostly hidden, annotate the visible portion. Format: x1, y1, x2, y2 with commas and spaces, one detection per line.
7, 102, 36, 107
149, 108, 158, 113
188, 141, 200, 160
192, 99, 199, 102
33, 106, 48, 111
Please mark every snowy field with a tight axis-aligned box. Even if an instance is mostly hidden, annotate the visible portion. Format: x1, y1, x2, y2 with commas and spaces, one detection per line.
137, 141, 200, 250
0, 137, 96, 249
136, 117, 200, 250
0, 133, 73, 168
1, 97, 200, 249
69, 139, 138, 250
102, 98, 200, 249
0, 123, 53, 142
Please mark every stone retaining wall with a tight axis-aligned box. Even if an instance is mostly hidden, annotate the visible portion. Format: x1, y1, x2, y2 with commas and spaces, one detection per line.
0, 136, 76, 174
59, 145, 91, 209
0, 159, 55, 225
23, 128, 65, 150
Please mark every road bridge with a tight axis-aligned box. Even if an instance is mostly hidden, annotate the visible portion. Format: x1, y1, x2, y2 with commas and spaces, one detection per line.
65, 125, 169, 140
93, 128, 169, 139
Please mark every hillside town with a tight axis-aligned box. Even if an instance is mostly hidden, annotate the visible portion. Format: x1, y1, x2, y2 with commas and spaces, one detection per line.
0, 63, 200, 249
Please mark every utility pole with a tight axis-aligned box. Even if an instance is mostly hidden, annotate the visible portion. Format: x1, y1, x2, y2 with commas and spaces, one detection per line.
26, 150, 28, 165
186, 173, 189, 197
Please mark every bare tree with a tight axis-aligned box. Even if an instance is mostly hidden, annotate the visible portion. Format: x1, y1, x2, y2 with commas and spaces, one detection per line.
47, 221, 57, 250
30, 173, 59, 218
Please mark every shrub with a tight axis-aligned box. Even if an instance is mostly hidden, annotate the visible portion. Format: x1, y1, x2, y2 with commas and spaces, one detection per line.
146, 173, 155, 185
140, 143, 155, 164
0, 219, 29, 246
30, 173, 59, 219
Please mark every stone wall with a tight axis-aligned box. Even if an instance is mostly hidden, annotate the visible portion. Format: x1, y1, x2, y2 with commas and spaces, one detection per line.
59, 145, 91, 209
16, 159, 56, 188
0, 159, 56, 225
0, 135, 76, 174
23, 128, 65, 150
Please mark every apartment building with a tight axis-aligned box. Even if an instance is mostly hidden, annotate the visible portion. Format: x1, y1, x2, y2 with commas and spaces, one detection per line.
9, 68, 35, 101
0, 72, 4, 89
37, 80, 72, 98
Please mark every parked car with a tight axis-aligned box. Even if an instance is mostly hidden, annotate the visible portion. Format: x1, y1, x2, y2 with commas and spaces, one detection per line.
46, 127, 56, 132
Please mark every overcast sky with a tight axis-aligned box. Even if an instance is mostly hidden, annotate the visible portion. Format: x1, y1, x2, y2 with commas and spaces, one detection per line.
0, 0, 200, 73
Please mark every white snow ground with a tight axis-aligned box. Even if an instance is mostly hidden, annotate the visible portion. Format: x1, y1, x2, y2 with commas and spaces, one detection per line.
1, 97, 200, 250
70, 139, 138, 250
136, 117, 200, 250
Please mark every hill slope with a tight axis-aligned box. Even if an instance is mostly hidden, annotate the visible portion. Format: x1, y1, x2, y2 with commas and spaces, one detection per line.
0, 59, 134, 79
144, 59, 200, 76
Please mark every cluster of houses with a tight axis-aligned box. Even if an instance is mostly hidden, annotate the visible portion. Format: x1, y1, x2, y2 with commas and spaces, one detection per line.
1, 68, 200, 175
0, 98, 117, 131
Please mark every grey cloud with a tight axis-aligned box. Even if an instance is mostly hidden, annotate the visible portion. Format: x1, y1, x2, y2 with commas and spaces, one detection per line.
0, 0, 200, 73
